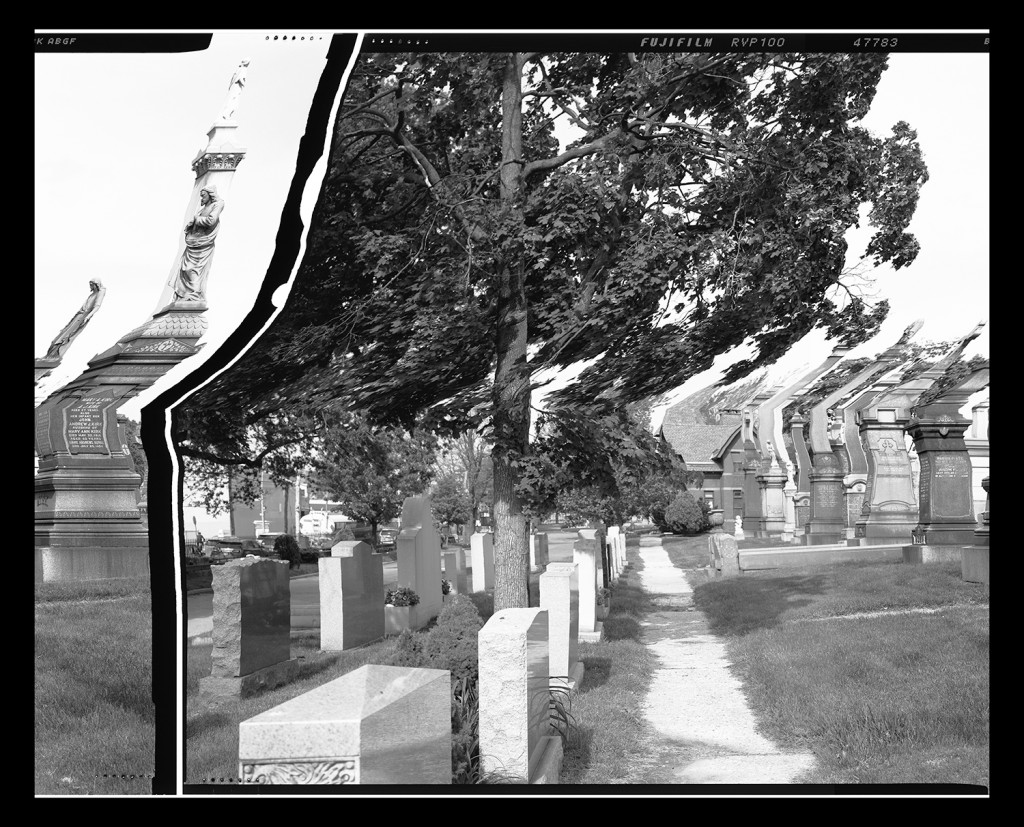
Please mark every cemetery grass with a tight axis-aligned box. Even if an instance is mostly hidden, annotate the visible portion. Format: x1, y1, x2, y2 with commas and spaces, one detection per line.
691, 560, 990, 787
35, 577, 154, 795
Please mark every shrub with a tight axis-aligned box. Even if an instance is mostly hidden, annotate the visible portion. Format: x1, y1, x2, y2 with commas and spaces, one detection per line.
663, 491, 707, 535
423, 595, 483, 683
441, 579, 452, 596
273, 534, 302, 569
385, 586, 420, 607
384, 630, 426, 669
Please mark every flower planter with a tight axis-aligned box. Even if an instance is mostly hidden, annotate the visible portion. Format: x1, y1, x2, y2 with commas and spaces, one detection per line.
384, 604, 424, 635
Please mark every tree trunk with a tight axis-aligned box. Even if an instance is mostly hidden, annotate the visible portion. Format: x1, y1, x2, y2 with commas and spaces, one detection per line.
491, 53, 530, 611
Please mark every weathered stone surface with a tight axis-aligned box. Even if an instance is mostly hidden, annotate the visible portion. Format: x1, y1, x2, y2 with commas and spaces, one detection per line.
319, 542, 384, 651
529, 532, 549, 571
200, 657, 299, 704
961, 546, 989, 585
540, 563, 580, 685
902, 544, 965, 565
573, 530, 599, 636
739, 543, 904, 571
239, 664, 451, 784
478, 608, 556, 783
396, 496, 443, 626
443, 549, 467, 595
470, 532, 495, 592
210, 557, 290, 678
709, 533, 739, 577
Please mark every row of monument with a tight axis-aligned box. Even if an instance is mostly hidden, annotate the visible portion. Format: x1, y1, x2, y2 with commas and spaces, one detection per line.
662, 320, 989, 582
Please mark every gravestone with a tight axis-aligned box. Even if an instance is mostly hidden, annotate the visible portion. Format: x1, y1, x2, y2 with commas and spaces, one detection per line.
606, 526, 621, 580
34, 64, 250, 582
962, 475, 989, 584
478, 608, 563, 784
904, 363, 989, 564
442, 549, 468, 595
529, 532, 549, 573
395, 495, 443, 629
319, 541, 384, 651
239, 664, 451, 784
709, 532, 740, 578
573, 529, 602, 643
470, 532, 495, 592
756, 461, 788, 537
540, 563, 583, 691
199, 557, 298, 702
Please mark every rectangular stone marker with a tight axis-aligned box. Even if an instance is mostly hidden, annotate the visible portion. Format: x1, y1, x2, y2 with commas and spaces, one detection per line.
540, 563, 583, 691
200, 557, 298, 701
239, 664, 452, 785
395, 495, 443, 628
478, 608, 563, 784
709, 532, 740, 578
573, 530, 602, 643
470, 532, 495, 592
607, 526, 620, 580
443, 549, 467, 595
319, 541, 384, 651
529, 532, 549, 572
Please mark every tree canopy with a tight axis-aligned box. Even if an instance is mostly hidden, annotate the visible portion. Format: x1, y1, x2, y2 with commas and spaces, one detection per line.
177, 50, 927, 609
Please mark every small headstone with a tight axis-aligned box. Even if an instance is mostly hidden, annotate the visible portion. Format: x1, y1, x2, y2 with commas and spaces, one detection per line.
239, 665, 451, 784
709, 533, 740, 578
540, 563, 583, 691
200, 557, 298, 702
443, 549, 467, 595
478, 608, 563, 784
319, 541, 384, 650
529, 532, 549, 572
470, 532, 495, 592
573, 529, 602, 643
395, 495, 443, 628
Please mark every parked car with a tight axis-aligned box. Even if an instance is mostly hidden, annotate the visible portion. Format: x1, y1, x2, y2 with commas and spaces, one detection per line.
376, 528, 398, 552
204, 536, 245, 561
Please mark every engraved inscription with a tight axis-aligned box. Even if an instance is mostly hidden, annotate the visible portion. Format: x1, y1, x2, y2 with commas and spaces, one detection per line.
239, 758, 358, 785
35, 409, 53, 457
815, 484, 842, 509
929, 453, 973, 519
64, 397, 110, 454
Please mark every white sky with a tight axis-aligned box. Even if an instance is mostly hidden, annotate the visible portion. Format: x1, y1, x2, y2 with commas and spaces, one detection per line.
36, 33, 988, 431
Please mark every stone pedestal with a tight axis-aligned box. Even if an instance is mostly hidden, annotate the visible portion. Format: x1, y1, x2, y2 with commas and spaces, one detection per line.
319, 541, 384, 651
239, 665, 451, 785
540, 563, 583, 691
199, 557, 298, 702
478, 608, 563, 784
906, 414, 977, 548
756, 466, 788, 537
442, 549, 468, 595
804, 451, 847, 545
782, 479, 798, 543
470, 532, 495, 592
851, 417, 918, 545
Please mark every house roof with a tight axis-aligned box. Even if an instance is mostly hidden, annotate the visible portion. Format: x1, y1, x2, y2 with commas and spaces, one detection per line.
661, 389, 741, 470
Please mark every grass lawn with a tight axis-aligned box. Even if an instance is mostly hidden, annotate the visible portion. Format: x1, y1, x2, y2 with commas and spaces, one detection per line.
689, 558, 990, 788
35, 576, 154, 795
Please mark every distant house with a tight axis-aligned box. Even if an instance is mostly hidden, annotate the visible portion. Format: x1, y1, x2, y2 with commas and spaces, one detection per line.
659, 377, 766, 524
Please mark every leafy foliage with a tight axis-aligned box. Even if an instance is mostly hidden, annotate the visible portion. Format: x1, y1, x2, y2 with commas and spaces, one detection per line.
662, 491, 708, 534
273, 534, 301, 568
384, 586, 420, 607
431, 473, 473, 531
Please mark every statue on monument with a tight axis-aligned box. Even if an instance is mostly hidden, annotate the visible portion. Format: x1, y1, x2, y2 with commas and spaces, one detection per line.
217, 59, 250, 123
43, 278, 107, 360
766, 441, 779, 468
171, 185, 224, 302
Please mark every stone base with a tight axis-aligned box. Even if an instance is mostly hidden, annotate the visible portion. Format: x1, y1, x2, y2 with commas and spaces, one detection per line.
35, 546, 150, 583
961, 546, 990, 585
549, 661, 585, 694
902, 544, 965, 565
199, 659, 300, 703
802, 528, 846, 546
385, 604, 428, 635
529, 735, 563, 784
578, 621, 603, 644
739, 543, 905, 571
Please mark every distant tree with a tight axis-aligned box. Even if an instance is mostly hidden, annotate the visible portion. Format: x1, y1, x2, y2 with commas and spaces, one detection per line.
662, 491, 707, 534
431, 473, 473, 538
307, 411, 438, 545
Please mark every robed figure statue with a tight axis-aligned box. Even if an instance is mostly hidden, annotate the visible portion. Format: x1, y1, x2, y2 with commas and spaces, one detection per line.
43, 278, 107, 360
171, 185, 224, 302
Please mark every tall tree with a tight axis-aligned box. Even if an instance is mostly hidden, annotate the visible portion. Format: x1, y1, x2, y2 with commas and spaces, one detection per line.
179, 50, 927, 610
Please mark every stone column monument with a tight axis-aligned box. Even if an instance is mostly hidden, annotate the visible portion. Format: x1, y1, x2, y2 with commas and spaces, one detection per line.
851, 323, 985, 547
34, 62, 250, 582
905, 363, 989, 556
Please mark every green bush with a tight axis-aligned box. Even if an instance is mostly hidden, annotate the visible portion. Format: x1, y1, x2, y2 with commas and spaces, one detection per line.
663, 491, 707, 534
273, 534, 302, 568
384, 630, 427, 668
423, 595, 483, 683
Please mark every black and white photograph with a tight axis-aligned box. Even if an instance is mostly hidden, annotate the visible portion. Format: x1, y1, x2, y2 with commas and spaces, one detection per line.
34, 29, 989, 797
